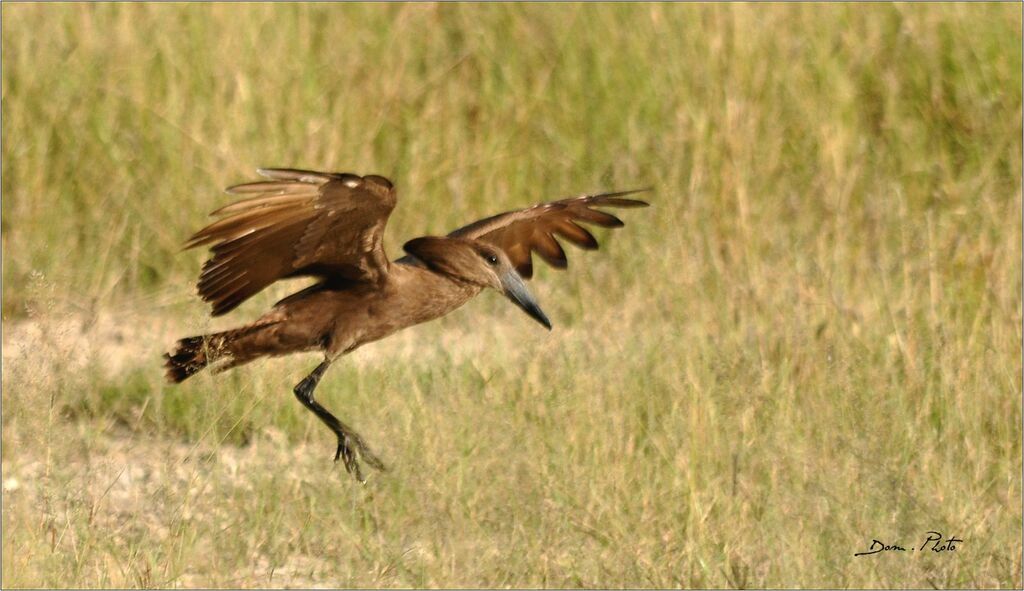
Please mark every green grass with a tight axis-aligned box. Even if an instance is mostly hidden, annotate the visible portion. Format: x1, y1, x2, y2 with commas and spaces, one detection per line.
2, 3, 1021, 587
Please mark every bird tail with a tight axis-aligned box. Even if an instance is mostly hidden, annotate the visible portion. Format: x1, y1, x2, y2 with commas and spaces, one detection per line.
163, 322, 278, 383
164, 335, 215, 383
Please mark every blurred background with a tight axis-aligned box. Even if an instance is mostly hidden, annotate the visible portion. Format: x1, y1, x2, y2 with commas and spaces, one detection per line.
2, 3, 1021, 587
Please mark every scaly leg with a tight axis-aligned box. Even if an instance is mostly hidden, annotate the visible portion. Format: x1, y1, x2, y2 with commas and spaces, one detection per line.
293, 360, 386, 482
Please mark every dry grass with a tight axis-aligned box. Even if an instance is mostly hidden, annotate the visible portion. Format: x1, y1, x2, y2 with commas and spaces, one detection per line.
2, 3, 1022, 588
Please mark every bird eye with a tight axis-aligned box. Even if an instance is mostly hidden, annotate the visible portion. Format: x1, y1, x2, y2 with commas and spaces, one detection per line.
486, 254, 498, 266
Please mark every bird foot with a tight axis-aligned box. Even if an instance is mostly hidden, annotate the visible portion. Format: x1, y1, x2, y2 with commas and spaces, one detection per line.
334, 428, 387, 484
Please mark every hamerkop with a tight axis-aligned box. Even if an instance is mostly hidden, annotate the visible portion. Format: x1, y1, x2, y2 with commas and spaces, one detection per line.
165, 168, 649, 481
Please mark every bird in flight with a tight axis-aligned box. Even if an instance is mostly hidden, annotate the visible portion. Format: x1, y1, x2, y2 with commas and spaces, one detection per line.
165, 168, 649, 482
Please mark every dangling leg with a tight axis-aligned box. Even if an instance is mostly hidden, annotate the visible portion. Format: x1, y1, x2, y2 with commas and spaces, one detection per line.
293, 359, 386, 482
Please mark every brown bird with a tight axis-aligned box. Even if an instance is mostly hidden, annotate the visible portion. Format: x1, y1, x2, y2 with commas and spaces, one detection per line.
165, 168, 649, 482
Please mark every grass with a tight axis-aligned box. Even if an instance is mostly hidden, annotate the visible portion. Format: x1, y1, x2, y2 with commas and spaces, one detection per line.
2, 2, 1022, 587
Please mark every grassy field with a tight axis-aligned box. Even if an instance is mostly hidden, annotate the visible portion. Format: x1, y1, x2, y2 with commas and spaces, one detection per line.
2, 3, 1021, 588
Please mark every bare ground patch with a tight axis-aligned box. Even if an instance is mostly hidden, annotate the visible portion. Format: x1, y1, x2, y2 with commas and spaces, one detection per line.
3, 422, 363, 587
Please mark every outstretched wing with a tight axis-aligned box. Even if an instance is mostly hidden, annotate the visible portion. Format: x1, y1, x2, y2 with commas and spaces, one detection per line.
185, 168, 397, 316
445, 189, 650, 279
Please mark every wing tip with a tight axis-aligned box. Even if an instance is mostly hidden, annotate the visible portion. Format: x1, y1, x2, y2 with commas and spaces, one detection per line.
600, 187, 652, 207
584, 188, 652, 210
256, 167, 291, 179
614, 186, 653, 196
255, 168, 330, 184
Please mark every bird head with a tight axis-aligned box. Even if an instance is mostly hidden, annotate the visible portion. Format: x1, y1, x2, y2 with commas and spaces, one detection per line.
403, 236, 552, 330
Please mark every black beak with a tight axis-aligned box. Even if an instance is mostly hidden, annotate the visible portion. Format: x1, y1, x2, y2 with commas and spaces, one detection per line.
501, 271, 552, 330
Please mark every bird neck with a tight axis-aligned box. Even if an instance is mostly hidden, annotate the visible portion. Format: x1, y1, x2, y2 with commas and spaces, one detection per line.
389, 263, 484, 325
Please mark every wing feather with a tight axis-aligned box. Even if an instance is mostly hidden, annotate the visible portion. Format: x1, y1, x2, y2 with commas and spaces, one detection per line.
445, 188, 649, 279
213, 190, 320, 215
533, 232, 568, 268
553, 219, 599, 250
185, 169, 397, 316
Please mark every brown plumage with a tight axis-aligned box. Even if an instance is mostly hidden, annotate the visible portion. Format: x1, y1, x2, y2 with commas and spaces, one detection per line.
165, 168, 649, 482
